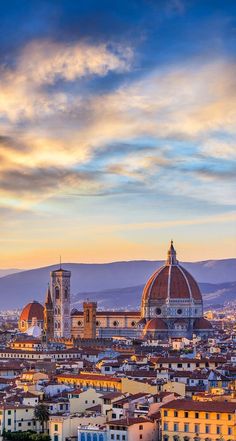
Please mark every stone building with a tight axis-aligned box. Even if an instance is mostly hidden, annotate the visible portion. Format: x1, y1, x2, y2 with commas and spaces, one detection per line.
19, 242, 212, 341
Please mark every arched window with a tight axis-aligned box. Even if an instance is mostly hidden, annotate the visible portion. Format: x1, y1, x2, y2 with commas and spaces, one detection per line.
86, 310, 90, 323
81, 434, 85, 441
55, 322, 58, 329
93, 434, 98, 441
87, 433, 92, 441
64, 289, 68, 300
55, 286, 60, 300
113, 320, 119, 327
98, 435, 103, 441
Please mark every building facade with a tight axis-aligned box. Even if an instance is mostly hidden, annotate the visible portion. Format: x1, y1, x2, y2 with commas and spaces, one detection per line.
19, 242, 212, 341
161, 399, 236, 441
50, 268, 71, 338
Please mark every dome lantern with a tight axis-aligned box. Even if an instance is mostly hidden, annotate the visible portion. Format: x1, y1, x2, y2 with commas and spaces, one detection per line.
166, 240, 177, 265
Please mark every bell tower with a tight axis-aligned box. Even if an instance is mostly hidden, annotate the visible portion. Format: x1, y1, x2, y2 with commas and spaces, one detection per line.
43, 284, 54, 340
50, 266, 71, 338
83, 301, 97, 339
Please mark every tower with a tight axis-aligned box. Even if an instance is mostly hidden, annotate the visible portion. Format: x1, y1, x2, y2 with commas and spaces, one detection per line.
83, 301, 97, 339
43, 284, 54, 340
50, 267, 71, 338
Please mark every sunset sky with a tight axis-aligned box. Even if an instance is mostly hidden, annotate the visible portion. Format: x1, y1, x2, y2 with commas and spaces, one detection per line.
0, 0, 236, 268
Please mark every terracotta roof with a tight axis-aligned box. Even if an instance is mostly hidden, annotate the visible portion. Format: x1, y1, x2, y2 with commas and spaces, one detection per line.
71, 310, 139, 317
194, 317, 213, 330
161, 399, 236, 413
144, 318, 168, 332
20, 301, 44, 322
107, 417, 150, 426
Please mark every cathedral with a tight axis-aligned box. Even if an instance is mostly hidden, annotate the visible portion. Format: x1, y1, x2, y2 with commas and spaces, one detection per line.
19, 242, 213, 341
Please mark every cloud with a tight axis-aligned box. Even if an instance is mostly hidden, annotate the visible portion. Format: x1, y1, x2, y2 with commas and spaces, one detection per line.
101, 211, 236, 233
0, 166, 103, 209
0, 39, 133, 122
200, 139, 236, 159
0, 40, 235, 210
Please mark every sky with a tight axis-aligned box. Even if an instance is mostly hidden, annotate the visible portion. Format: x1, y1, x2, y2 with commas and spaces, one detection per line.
0, 0, 236, 268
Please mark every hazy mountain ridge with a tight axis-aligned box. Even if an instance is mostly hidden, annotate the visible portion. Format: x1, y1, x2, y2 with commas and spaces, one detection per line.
0, 269, 22, 278
0, 259, 235, 309
72, 281, 236, 310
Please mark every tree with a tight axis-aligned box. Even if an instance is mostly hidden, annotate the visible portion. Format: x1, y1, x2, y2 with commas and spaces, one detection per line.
34, 404, 49, 433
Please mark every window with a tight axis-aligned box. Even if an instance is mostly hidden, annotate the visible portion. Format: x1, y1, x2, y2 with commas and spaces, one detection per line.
174, 411, 178, 417
64, 289, 68, 300
111, 436, 114, 440
139, 425, 143, 430
174, 423, 178, 432
122, 437, 125, 441
55, 286, 60, 299
184, 412, 188, 418
7, 419, 11, 426
140, 436, 143, 440
216, 413, 220, 420
195, 424, 199, 433
205, 413, 209, 419
164, 410, 168, 416
228, 427, 232, 435
164, 423, 168, 431
18, 423, 22, 427
228, 414, 232, 421
184, 424, 189, 432
28, 422, 31, 426
54, 424, 58, 431
216, 426, 221, 435
7, 411, 11, 415
205, 425, 210, 434
195, 412, 199, 419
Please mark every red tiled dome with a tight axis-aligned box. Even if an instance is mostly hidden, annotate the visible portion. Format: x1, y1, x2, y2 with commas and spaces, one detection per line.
193, 317, 212, 330
142, 242, 202, 304
20, 301, 44, 322
144, 318, 168, 331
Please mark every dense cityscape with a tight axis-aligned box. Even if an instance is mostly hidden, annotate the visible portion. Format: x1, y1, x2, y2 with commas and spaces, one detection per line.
0, 0, 236, 440
0, 243, 235, 441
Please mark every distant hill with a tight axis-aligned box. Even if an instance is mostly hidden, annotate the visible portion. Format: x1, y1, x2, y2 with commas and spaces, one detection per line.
72, 281, 236, 310
0, 259, 235, 310
0, 269, 22, 278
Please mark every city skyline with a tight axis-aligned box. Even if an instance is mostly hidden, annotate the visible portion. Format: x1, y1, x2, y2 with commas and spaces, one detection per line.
0, 0, 236, 268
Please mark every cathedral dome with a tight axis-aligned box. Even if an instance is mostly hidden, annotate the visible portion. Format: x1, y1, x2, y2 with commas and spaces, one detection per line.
20, 301, 44, 323
144, 318, 168, 331
142, 241, 202, 305
193, 317, 212, 330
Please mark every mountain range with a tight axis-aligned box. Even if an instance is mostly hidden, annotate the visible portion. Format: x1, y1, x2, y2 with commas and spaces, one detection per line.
0, 258, 235, 310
